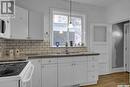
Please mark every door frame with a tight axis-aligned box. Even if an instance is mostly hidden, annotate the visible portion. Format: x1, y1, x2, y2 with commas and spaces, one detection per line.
110, 18, 130, 73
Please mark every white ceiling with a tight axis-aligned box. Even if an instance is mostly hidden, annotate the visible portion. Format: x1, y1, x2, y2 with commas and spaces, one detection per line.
72, 0, 120, 7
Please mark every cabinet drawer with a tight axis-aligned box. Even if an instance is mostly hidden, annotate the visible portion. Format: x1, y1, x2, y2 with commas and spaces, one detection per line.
88, 56, 97, 62
73, 56, 87, 62
88, 71, 98, 82
58, 57, 73, 64
42, 58, 58, 64
88, 62, 97, 71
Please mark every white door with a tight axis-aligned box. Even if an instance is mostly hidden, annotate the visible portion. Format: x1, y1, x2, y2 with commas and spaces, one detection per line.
124, 23, 130, 72
90, 24, 111, 75
58, 63, 74, 87
73, 62, 87, 85
29, 59, 42, 87
28, 11, 43, 40
10, 6, 28, 39
42, 64, 57, 87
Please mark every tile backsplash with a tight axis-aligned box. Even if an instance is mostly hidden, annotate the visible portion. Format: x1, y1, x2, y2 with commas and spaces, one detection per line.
0, 39, 87, 56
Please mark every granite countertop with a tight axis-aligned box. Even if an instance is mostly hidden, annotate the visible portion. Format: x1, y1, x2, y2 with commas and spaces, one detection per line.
27, 52, 100, 59
0, 52, 100, 62
0, 56, 28, 62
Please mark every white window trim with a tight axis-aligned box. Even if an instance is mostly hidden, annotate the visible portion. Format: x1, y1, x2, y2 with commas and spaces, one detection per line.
50, 8, 86, 47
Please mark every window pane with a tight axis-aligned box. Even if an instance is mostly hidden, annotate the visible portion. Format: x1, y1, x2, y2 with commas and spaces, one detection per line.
69, 17, 82, 44
53, 31, 67, 46
53, 14, 68, 46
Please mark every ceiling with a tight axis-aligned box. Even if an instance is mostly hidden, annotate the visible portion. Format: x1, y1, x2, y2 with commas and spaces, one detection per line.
72, 0, 120, 7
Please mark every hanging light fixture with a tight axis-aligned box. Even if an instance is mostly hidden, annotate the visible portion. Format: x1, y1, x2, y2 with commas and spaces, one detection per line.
68, 0, 73, 28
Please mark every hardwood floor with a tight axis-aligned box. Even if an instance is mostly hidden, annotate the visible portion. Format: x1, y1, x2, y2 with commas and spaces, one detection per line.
81, 72, 129, 87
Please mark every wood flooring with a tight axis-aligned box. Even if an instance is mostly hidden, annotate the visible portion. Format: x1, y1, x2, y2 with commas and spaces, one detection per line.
81, 72, 129, 87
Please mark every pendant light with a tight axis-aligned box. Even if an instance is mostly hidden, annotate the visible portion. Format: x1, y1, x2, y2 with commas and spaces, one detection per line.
68, 0, 73, 28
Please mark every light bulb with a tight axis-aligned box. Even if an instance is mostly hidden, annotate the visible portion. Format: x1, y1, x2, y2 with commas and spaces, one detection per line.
59, 30, 63, 34
68, 22, 73, 28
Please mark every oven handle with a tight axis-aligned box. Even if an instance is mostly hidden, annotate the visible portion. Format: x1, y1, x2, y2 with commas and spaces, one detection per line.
21, 63, 34, 83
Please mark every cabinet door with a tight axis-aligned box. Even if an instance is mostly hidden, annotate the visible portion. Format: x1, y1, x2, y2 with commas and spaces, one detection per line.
58, 63, 74, 87
74, 62, 87, 84
87, 71, 98, 83
42, 64, 57, 87
10, 6, 28, 39
28, 11, 43, 40
30, 59, 42, 87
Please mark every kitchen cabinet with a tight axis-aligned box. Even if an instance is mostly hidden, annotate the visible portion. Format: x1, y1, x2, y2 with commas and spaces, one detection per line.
28, 11, 43, 40
87, 56, 98, 84
29, 59, 42, 87
41, 58, 58, 87
30, 56, 98, 87
58, 56, 97, 87
74, 61, 87, 85
58, 63, 74, 86
10, 6, 28, 39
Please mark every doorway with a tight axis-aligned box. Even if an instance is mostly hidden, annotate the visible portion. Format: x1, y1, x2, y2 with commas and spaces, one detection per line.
112, 20, 130, 72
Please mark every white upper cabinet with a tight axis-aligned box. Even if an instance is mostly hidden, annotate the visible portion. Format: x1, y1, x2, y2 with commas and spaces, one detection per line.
3, 6, 44, 40
10, 6, 28, 39
28, 11, 43, 40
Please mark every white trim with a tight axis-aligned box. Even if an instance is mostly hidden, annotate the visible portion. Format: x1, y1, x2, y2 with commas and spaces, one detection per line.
49, 8, 86, 47
111, 67, 125, 73
111, 20, 130, 73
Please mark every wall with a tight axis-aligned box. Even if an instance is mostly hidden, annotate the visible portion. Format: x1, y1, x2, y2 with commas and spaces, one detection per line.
107, 0, 130, 23
0, 0, 107, 57
15, 0, 107, 48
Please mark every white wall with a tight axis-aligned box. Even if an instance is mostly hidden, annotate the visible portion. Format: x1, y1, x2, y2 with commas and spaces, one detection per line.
107, 0, 130, 23
16, 0, 107, 47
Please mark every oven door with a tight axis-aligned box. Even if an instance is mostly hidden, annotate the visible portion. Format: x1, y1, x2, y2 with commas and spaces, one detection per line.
21, 63, 34, 87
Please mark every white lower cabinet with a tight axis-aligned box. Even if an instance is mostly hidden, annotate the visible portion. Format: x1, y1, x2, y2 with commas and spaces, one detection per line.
73, 62, 87, 85
58, 63, 74, 87
41, 58, 58, 87
30, 56, 98, 87
87, 56, 98, 84
29, 59, 42, 87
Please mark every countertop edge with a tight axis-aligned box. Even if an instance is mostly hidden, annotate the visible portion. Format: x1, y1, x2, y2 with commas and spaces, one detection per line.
28, 53, 100, 59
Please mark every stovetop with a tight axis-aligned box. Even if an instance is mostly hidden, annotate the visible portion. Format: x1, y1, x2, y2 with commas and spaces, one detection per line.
0, 61, 28, 77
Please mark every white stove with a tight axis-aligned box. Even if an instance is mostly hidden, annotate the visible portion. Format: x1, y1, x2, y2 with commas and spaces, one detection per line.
0, 61, 34, 87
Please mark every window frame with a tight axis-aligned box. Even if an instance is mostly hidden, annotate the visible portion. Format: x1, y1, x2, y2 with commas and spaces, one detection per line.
50, 8, 86, 47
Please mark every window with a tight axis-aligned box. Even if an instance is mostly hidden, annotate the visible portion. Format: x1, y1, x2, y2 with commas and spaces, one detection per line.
51, 10, 85, 47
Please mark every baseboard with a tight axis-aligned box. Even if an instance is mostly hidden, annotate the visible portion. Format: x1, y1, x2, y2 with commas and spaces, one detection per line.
111, 67, 125, 73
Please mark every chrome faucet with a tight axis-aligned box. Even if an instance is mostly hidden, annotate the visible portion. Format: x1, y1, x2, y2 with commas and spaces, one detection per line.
65, 42, 69, 54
